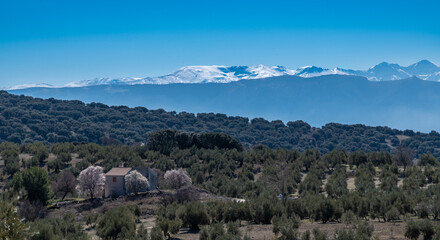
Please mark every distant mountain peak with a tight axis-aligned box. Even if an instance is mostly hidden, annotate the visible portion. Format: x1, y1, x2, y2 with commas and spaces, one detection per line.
7, 60, 440, 90
8, 83, 56, 90
370, 62, 401, 69
405, 59, 440, 76
415, 59, 437, 66
408, 59, 438, 68
375, 61, 391, 66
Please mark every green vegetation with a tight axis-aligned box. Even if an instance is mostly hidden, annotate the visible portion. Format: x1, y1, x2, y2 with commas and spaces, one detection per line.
30, 212, 88, 240
96, 206, 138, 240
1, 91, 440, 158
2, 96, 440, 238
0, 195, 28, 239
12, 167, 52, 205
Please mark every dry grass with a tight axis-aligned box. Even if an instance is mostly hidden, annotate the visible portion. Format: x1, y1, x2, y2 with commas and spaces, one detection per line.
396, 135, 411, 142
69, 153, 83, 167
347, 177, 356, 190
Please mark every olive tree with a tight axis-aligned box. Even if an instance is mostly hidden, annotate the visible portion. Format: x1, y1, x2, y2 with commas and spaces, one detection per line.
96, 206, 136, 240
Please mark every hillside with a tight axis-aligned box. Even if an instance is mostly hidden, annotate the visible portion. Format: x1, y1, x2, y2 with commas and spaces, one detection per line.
1, 90, 440, 157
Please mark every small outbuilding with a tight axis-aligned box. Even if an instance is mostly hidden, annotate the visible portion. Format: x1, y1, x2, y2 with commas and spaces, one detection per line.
104, 166, 157, 198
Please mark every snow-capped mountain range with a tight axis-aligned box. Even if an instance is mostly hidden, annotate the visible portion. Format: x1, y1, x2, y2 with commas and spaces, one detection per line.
9, 60, 440, 90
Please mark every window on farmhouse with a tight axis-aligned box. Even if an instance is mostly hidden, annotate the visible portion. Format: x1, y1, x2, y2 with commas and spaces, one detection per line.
113, 177, 116, 182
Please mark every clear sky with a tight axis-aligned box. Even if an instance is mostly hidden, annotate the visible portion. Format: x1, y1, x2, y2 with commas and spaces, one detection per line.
1, 0, 440, 88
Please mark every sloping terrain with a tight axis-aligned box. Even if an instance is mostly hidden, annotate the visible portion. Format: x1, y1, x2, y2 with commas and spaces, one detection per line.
1, 89, 440, 157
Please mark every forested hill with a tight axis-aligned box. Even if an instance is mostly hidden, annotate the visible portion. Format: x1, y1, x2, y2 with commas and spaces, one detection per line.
1, 91, 439, 157
10, 75, 440, 132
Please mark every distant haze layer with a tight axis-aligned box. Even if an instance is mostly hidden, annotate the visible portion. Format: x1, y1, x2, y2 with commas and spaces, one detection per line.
9, 74, 440, 133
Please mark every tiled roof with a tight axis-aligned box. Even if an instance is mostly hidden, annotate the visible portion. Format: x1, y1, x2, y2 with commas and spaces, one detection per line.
105, 167, 132, 176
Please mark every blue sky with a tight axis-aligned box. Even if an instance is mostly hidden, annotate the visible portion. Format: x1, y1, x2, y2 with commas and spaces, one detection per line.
1, 0, 440, 88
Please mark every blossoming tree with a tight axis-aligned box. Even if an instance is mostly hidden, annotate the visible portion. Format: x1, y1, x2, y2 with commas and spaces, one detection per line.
77, 166, 105, 199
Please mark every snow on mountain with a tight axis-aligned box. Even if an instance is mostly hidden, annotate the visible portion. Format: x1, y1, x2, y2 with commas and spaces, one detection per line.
65, 77, 153, 87
7, 83, 58, 90
7, 60, 440, 90
295, 66, 348, 78
362, 62, 412, 81
404, 60, 440, 76
150, 65, 298, 84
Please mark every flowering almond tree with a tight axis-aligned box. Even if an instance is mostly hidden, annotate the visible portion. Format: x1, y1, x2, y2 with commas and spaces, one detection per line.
77, 166, 105, 199
125, 170, 150, 195
164, 168, 192, 189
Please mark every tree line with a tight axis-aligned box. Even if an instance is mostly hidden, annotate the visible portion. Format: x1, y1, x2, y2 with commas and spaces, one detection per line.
1, 91, 440, 158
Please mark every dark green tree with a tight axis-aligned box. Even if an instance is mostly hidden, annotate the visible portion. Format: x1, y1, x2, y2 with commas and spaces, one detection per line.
22, 167, 52, 205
